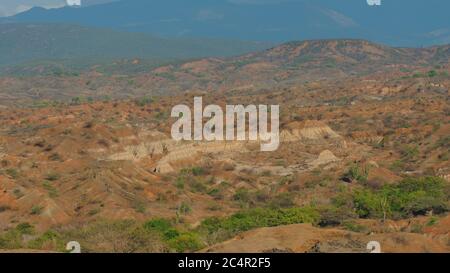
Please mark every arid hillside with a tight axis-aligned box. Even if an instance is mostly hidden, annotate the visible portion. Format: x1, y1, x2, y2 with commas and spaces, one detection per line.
0, 40, 449, 253
0, 40, 449, 106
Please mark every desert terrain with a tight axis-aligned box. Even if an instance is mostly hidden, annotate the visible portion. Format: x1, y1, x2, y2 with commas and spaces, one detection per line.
0, 40, 449, 253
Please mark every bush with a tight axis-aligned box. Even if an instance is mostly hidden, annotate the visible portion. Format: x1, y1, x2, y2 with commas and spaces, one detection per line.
175, 168, 210, 193
338, 176, 449, 219
353, 189, 389, 219
175, 177, 185, 190
390, 177, 449, 216
0, 230, 22, 249
143, 218, 172, 232
5, 168, 19, 179
428, 70, 438, 78
28, 231, 64, 251
30, 205, 43, 215
318, 206, 357, 227
163, 229, 180, 240
126, 227, 164, 253
233, 188, 251, 203
168, 232, 204, 253
191, 167, 205, 176
199, 207, 320, 237
342, 164, 369, 183
342, 221, 368, 233
0, 223, 35, 249
61, 220, 164, 253
143, 218, 202, 252
16, 223, 34, 235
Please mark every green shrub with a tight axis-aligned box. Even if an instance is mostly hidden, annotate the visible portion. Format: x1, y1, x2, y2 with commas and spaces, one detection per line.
16, 223, 34, 235
62, 220, 164, 253
338, 176, 449, 219
28, 230, 64, 251
191, 167, 205, 176
143, 218, 202, 252
318, 206, 357, 227
168, 232, 204, 253
126, 227, 164, 253
5, 168, 19, 179
0, 230, 22, 249
343, 164, 369, 183
163, 229, 180, 240
175, 177, 185, 190
427, 216, 439, 226
428, 70, 438, 78
353, 189, 390, 219
199, 207, 320, 236
342, 221, 368, 233
30, 205, 43, 215
389, 177, 448, 216
233, 188, 251, 203
0, 223, 36, 249
143, 218, 172, 232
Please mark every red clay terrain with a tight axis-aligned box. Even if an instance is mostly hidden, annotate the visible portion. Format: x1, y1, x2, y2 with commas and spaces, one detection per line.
0, 40, 449, 253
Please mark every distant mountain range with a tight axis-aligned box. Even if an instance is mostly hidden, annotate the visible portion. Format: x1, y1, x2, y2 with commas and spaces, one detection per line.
1, 0, 449, 47
0, 23, 271, 67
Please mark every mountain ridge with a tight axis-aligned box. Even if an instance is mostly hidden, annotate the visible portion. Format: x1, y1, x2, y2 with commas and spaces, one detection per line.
2, 0, 450, 47
2, 38, 449, 77
0, 23, 272, 68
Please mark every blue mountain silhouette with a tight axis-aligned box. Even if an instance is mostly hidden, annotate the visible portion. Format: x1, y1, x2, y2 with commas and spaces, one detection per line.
2, 0, 449, 46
